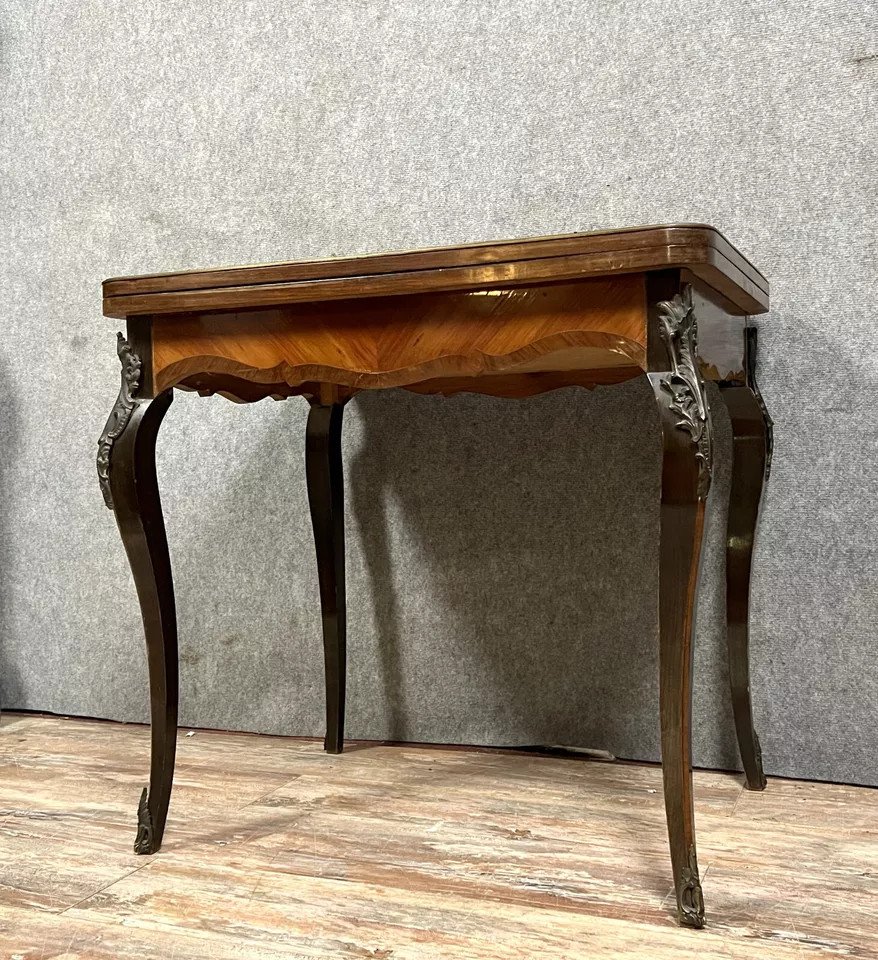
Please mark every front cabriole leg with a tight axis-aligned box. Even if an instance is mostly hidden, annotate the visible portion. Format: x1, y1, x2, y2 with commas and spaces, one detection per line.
648, 282, 711, 928
98, 332, 177, 855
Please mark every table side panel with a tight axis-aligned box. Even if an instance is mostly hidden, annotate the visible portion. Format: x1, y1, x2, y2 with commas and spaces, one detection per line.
150, 275, 649, 398
645, 273, 748, 384
690, 282, 748, 383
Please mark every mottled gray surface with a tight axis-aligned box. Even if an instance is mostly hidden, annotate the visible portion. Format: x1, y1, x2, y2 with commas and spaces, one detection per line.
1, 2, 876, 784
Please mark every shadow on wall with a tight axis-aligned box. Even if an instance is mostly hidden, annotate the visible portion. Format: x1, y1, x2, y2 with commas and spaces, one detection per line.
347, 377, 677, 758
155, 394, 329, 734
0, 354, 23, 714
143, 374, 739, 769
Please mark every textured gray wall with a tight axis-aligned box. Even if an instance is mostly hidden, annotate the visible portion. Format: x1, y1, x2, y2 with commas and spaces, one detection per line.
1, 2, 876, 785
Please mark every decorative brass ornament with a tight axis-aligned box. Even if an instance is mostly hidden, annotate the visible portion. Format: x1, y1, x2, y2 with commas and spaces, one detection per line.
656, 286, 713, 499
97, 333, 142, 509
679, 843, 705, 928
134, 787, 154, 855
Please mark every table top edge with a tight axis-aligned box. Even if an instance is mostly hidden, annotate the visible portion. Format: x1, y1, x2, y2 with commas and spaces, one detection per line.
103, 223, 762, 287
102, 224, 769, 318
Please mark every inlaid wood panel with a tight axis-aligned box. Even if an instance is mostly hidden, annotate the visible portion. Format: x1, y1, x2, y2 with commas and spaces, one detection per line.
152, 275, 647, 396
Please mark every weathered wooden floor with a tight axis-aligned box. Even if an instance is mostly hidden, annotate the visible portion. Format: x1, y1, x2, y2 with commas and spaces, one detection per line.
1, 712, 876, 959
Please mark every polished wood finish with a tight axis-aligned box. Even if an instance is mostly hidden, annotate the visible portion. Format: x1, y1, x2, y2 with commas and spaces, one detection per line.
687, 282, 748, 382
305, 402, 347, 754
653, 450, 706, 928
718, 329, 772, 791
646, 272, 712, 928
103, 224, 768, 317
5, 714, 877, 959
98, 224, 772, 927
105, 390, 178, 854
150, 276, 647, 397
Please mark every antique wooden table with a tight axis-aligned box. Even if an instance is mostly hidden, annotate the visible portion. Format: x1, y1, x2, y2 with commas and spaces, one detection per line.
98, 224, 771, 928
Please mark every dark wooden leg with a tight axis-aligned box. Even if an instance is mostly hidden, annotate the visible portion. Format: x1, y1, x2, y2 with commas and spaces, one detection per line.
718, 328, 771, 791
306, 401, 346, 754
649, 286, 713, 928
97, 335, 177, 855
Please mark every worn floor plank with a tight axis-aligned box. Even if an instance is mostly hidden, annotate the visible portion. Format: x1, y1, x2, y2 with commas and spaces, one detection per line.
1, 713, 876, 959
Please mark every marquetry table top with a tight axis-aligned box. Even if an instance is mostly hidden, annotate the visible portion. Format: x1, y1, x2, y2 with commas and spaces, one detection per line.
102, 223, 769, 319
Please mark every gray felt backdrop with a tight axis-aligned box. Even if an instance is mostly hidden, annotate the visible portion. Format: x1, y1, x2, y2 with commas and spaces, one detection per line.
1, 1, 876, 785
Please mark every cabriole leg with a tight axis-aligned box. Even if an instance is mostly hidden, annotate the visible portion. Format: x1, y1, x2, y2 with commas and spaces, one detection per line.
649, 285, 713, 928
305, 400, 347, 754
718, 327, 771, 791
97, 333, 177, 855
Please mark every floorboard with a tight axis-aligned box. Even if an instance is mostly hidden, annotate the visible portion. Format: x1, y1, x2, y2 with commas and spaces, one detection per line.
1, 713, 876, 959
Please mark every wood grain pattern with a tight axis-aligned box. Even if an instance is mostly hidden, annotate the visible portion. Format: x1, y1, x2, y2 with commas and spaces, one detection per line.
151, 276, 647, 395
3, 714, 877, 959
102, 224, 769, 317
